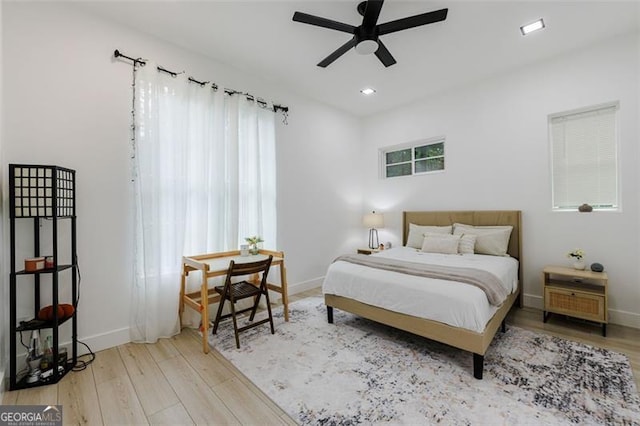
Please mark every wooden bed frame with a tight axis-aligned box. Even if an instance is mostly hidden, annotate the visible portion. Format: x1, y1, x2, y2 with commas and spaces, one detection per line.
325, 210, 522, 379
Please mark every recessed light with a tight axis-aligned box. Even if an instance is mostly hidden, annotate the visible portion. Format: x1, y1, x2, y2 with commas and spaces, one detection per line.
361, 87, 376, 95
520, 18, 545, 36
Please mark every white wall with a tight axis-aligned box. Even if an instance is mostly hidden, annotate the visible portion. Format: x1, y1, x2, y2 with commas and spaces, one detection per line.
361, 32, 640, 328
1, 2, 362, 355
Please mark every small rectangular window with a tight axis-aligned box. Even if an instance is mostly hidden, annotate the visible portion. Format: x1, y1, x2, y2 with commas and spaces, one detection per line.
382, 138, 445, 179
549, 102, 619, 211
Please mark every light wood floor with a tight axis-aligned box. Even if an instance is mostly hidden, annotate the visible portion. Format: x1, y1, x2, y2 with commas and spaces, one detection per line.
3, 288, 639, 425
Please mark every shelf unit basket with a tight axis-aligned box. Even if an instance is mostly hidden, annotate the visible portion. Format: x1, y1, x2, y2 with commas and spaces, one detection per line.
8, 164, 78, 390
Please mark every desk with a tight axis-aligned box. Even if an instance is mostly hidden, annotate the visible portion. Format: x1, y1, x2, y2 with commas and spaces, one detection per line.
179, 249, 289, 353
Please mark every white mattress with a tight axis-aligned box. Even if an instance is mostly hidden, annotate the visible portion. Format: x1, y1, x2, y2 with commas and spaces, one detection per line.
322, 247, 519, 333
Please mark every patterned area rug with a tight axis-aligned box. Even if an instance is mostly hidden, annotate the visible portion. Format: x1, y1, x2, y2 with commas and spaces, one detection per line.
210, 297, 640, 425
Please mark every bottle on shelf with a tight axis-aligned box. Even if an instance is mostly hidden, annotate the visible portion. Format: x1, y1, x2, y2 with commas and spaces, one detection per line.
39, 334, 53, 371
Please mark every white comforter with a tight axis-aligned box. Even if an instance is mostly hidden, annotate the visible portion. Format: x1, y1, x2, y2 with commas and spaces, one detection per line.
322, 247, 519, 333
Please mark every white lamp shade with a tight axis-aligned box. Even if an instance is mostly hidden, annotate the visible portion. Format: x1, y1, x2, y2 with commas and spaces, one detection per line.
363, 212, 384, 228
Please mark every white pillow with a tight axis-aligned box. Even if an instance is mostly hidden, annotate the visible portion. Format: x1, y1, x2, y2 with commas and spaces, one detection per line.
420, 233, 461, 254
458, 233, 477, 254
406, 224, 452, 248
453, 223, 513, 256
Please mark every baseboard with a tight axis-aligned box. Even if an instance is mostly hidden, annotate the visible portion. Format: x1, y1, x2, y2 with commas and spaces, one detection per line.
522, 292, 639, 329
76, 327, 131, 356
523, 293, 543, 310
608, 309, 640, 329
77, 279, 324, 354
287, 277, 323, 296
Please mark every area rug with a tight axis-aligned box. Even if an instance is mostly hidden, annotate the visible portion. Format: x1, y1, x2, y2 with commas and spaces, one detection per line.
209, 297, 640, 425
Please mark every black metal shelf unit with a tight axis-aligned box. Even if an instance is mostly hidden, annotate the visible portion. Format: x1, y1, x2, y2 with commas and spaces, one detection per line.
8, 164, 78, 390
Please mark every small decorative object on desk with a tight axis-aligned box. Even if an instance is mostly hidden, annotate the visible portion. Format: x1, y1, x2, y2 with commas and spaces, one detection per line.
245, 236, 264, 255
567, 248, 586, 270
240, 244, 249, 256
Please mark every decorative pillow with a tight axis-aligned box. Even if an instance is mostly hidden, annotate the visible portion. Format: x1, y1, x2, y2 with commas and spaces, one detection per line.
420, 233, 461, 254
453, 223, 513, 256
406, 224, 453, 248
458, 233, 477, 254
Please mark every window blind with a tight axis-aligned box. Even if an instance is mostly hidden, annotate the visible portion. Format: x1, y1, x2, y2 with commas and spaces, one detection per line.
550, 104, 618, 210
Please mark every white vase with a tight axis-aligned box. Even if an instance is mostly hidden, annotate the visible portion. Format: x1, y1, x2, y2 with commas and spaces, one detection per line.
573, 260, 586, 270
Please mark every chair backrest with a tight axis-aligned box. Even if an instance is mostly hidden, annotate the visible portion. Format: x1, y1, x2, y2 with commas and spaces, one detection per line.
227, 255, 273, 279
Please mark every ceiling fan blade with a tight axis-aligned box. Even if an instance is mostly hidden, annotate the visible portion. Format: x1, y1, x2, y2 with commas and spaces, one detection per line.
362, 0, 384, 29
377, 8, 448, 36
318, 36, 358, 67
374, 40, 396, 67
293, 11, 356, 34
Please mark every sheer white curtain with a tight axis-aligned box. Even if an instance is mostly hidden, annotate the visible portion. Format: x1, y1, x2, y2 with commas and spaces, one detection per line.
131, 63, 277, 342
233, 96, 277, 248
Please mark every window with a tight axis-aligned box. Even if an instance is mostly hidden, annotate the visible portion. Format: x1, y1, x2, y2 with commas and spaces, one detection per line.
549, 102, 619, 211
382, 138, 445, 178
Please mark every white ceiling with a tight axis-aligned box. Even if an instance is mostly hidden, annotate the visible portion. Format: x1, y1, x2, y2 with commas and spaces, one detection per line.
78, 1, 639, 117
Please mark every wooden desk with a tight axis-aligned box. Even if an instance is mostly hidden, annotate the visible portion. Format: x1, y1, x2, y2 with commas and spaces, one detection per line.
179, 249, 289, 353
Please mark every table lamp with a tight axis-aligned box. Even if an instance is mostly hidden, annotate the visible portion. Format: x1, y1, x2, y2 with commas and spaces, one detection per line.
363, 211, 384, 249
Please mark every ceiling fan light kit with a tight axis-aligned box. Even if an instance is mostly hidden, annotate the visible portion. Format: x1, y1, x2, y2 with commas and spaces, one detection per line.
355, 39, 379, 55
293, 0, 448, 68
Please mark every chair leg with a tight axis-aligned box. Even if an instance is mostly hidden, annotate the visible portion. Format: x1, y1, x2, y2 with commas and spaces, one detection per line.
248, 293, 261, 321
263, 289, 275, 334
211, 295, 226, 335
229, 297, 241, 349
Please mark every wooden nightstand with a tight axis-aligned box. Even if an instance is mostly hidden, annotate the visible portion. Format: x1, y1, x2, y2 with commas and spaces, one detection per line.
357, 248, 380, 255
542, 265, 608, 336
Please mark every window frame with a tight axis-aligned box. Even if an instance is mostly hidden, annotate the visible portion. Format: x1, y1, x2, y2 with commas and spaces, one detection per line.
548, 101, 621, 212
380, 137, 446, 179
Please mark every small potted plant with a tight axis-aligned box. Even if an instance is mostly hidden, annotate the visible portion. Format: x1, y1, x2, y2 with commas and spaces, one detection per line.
567, 248, 586, 270
245, 236, 264, 255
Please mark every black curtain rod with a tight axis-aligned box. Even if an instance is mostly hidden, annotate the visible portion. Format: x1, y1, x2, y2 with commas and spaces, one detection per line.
114, 49, 289, 114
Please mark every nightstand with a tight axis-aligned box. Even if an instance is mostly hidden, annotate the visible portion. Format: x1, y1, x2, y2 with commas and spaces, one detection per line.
542, 265, 608, 336
357, 248, 380, 255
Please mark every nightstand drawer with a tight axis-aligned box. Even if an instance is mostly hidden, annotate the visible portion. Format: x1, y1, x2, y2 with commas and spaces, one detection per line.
544, 287, 606, 323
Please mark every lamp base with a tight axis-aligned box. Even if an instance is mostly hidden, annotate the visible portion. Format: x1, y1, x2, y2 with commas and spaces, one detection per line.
368, 228, 379, 250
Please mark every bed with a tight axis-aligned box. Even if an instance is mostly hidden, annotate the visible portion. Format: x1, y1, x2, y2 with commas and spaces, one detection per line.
323, 210, 522, 379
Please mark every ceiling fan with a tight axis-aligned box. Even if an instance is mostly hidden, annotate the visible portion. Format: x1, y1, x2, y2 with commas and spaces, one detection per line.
292, 0, 448, 68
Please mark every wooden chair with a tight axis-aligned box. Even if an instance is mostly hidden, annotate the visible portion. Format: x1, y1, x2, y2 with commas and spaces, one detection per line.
211, 255, 274, 348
